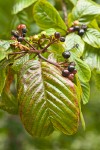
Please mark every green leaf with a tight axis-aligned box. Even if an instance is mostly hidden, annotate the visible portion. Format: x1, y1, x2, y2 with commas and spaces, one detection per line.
80, 111, 85, 130
65, 33, 85, 57
0, 67, 6, 96
12, 0, 37, 14
49, 43, 65, 61
81, 82, 90, 104
83, 44, 100, 71
72, 55, 91, 82
18, 60, 80, 137
72, 0, 100, 23
33, 0, 67, 35
89, 19, 100, 31
0, 68, 18, 114
0, 47, 6, 61
12, 54, 29, 72
83, 28, 100, 48
65, 0, 77, 6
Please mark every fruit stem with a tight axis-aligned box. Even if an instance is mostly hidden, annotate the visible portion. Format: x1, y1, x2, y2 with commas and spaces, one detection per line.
38, 54, 60, 68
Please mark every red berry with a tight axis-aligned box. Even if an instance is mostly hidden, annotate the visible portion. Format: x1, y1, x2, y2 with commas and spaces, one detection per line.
17, 24, 26, 30
68, 74, 74, 81
73, 69, 77, 74
68, 27, 75, 32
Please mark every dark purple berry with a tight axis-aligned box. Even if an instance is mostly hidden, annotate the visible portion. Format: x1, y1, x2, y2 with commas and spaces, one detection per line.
60, 37, 65, 42
68, 65, 75, 72
68, 27, 75, 32
74, 26, 80, 31
68, 73, 74, 81
62, 70, 70, 77
23, 33, 26, 37
11, 30, 19, 38
17, 36, 23, 42
54, 32, 60, 39
62, 51, 71, 59
81, 25, 87, 31
78, 29, 85, 36
22, 28, 27, 33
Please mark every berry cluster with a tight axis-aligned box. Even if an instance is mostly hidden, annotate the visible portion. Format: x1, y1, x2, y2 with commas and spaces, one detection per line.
67, 20, 87, 36
62, 51, 77, 81
11, 24, 27, 42
54, 32, 65, 42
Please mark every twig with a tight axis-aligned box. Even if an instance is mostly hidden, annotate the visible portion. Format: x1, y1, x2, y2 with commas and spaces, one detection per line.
62, 0, 68, 26
38, 54, 60, 68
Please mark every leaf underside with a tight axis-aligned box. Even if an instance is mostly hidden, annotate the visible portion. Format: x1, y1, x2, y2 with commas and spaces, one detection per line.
18, 60, 80, 137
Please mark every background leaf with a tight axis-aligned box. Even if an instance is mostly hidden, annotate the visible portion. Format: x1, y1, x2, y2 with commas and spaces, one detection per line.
18, 60, 80, 137
71, 55, 91, 82
81, 82, 90, 104
83, 44, 100, 71
12, 0, 37, 14
33, 0, 67, 35
83, 28, 100, 48
72, 0, 100, 23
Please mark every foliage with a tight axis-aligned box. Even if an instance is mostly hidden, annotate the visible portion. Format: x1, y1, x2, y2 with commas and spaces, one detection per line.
0, 0, 100, 139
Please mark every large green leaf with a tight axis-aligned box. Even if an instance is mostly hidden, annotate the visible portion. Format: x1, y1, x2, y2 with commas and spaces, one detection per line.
18, 60, 80, 137
72, 0, 100, 23
83, 28, 100, 48
65, 33, 85, 57
81, 82, 90, 104
12, 0, 37, 14
33, 0, 67, 35
71, 55, 91, 82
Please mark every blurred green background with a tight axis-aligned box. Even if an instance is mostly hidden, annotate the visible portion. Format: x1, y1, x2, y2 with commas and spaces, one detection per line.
0, 0, 100, 150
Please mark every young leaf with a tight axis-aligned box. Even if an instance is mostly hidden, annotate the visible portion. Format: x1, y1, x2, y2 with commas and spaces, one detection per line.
72, 0, 100, 23
12, 0, 37, 14
65, 33, 85, 57
83, 28, 100, 48
72, 55, 91, 82
18, 60, 80, 137
33, 0, 67, 35
81, 82, 90, 104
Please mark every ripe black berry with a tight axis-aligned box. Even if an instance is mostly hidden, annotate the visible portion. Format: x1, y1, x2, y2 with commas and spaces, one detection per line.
60, 37, 65, 42
68, 65, 75, 72
81, 25, 87, 31
54, 32, 60, 39
62, 70, 70, 77
78, 29, 85, 36
22, 28, 27, 33
62, 51, 71, 59
74, 26, 80, 31
17, 36, 23, 42
68, 27, 75, 32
